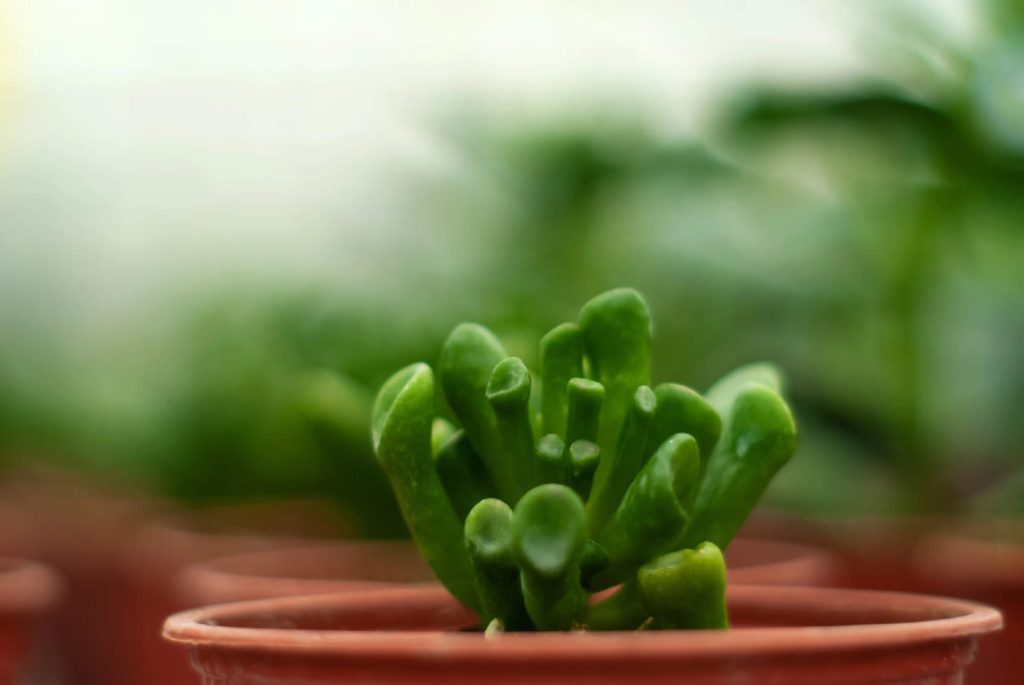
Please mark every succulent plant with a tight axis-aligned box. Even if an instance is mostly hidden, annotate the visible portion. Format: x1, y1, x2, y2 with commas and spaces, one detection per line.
371, 288, 797, 631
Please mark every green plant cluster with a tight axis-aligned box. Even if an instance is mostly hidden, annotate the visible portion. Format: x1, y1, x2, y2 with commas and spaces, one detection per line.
371, 288, 797, 631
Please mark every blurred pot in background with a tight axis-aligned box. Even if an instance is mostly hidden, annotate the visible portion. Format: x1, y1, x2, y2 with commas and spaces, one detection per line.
114, 499, 352, 685
0, 467, 156, 685
913, 521, 1024, 683
0, 558, 61, 685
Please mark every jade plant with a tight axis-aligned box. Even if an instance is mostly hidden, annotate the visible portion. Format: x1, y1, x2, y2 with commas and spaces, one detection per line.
371, 288, 796, 631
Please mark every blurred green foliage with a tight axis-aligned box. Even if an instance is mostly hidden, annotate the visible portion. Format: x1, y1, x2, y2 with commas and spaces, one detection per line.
147, 288, 491, 536
1, 2, 1021, 521
710, 3, 1024, 513
419, 3, 1024, 515
0, 287, 469, 537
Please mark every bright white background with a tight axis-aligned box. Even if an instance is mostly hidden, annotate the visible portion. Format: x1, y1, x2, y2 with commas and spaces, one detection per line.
0, 0, 975, 339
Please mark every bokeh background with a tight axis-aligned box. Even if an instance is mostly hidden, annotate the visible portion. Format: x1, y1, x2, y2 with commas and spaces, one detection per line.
1, 0, 1022, 535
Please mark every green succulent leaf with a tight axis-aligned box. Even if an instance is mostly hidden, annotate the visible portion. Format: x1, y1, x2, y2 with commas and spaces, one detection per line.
578, 288, 652, 459
487, 357, 538, 499
539, 323, 585, 436
565, 378, 605, 446
372, 364, 479, 609
683, 383, 797, 550
705, 362, 782, 420
465, 498, 531, 630
567, 439, 601, 500
431, 418, 458, 455
535, 433, 568, 485
586, 580, 648, 631
435, 430, 497, 521
439, 324, 511, 500
513, 484, 588, 630
587, 385, 657, 533
590, 433, 701, 589
638, 542, 728, 630
649, 383, 722, 469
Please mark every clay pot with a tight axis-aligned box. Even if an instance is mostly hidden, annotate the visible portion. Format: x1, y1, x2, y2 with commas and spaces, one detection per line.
741, 512, 1024, 681
178, 540, 433, 607
724, 538, 837, 585
0, 468, 161, 685
164, 584, 1002, 685
114, 500, 352, 685
0, 558, 62, 685
913, 523, 1024, 684
740, 511, 940, 592
177, 537, 837, 609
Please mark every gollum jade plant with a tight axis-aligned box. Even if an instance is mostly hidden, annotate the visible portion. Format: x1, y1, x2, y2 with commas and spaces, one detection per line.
372, 288, 796, 632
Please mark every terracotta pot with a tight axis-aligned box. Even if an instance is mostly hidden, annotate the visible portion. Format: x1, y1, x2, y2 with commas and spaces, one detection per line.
740, 512, 1024, 681
0, 558, 62, 685
114, 500, 352, 685
740, 511, 942, 592
177, 537, 837, 609
724, 538, 837, 585
913, 523, 1024, 684
178, 540, 432, 607
0, 468, 161, 685
164, 584, 1002, 685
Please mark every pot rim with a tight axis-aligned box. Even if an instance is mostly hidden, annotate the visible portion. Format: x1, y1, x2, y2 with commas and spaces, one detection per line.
0, 557, 62, 615
164, 584, 1002, 659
